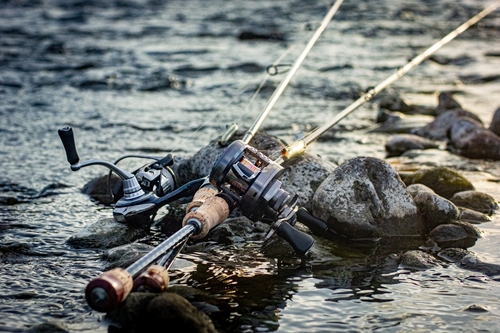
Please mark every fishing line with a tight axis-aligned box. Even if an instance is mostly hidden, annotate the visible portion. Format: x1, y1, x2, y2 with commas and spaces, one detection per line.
275, 0, 500, 164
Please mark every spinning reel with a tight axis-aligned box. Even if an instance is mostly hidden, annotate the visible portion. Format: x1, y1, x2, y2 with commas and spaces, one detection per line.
58, 127, 203, 225
209, 140, 315, 255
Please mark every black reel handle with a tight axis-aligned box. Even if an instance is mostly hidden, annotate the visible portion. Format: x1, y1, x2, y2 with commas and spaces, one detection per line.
296, 207, 328, 235
276, 222, 314, 256
58, 127, 80, 165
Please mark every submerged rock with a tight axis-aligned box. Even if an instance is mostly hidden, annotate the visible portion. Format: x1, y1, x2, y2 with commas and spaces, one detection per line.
399, 250, 441, 270
438, 248, 500, 276
312, 156, 423, 239
67, 218, 148, 249
450, 190, 499, 215
459, 208, 492, 224
402, 167, 475, 199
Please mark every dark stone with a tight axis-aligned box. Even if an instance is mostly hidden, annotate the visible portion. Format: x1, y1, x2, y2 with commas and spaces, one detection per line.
402, 167, 475, 199
385, 134, 440, 157
489, 106, 500, 136
435, 92, 464, 116
414, 191, 460, 231
450, 190, 499, 215
415, 109, 483, 140
449, 117, 500, 160
81, 174, 121, 205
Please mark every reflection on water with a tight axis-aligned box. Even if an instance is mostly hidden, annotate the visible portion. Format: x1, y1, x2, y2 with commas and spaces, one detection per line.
1, 0, 500, 331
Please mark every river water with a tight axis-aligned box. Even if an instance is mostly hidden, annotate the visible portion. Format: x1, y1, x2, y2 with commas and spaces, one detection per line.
1, 0, 500, 332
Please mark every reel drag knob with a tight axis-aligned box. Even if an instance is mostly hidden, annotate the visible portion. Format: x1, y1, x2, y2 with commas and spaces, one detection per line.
85, 268, 133, 313
132, 265, 170, 293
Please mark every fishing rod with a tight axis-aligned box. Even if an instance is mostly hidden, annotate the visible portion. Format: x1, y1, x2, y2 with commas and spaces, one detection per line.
241, 0, 344, 144
276, 0, 500, 165
82, 0, 345, 313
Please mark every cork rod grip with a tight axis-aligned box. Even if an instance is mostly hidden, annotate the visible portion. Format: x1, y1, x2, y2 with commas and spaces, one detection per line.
185, 186, 219, 213
85, 268, 133, 313
183, 195, 230, 239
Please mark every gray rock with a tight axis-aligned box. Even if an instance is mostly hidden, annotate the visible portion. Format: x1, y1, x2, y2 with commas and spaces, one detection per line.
459, 208, 492, 224
406, 183, 435, 197
67, 218, 148, 249
280, 154, 336, 211
489, 106, 500, 136
312, 157, 423, 239
449, 118, 500, 160
415, 109, 483, 140
429, 222, 480, 248
450, 190, 499, 215
101, 243, 154, 270
385, 134, 440, 157
81, 173, 121, 205
413, 191, 460, 231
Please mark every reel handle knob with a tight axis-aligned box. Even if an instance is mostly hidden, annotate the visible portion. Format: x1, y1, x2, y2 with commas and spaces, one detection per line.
58, 127, 80, 165
276, 222, 314, 256
183, 195, 230, 239
85, 268, 133, 313
296, 207, 328, 234
132, 265, 170, 293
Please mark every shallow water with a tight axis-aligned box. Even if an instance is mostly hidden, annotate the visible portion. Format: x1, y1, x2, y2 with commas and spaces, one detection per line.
1, 0, 500, 332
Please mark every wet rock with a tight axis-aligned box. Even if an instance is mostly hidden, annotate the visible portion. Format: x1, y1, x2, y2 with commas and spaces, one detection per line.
429, 222, 480, 249
489, 106, 500, 136
449, 117, 500, 160
385, 134, 440, 157
377, 92, 413, 113
25, 320, 69, 333
449, 190, 498, 215
406, 183, 435, 197
399, 250, 440, 270
414, 192, 460, 231
438, 248, 500, 276
429, 55, 474, 67
101, 243, 154, 270
81, 174, 121, 205
372, 111, 434, 134
402, 167, 475, 199
435, 91, 464, 116
280, 154, 336, 211
312, 156, 423, 239
206, 216, 269, 244
107, 292, 217, 333
459, 208, 492, 224
415, 109, 483, 140
238, 30, 285, 41
67, 218, 148, 249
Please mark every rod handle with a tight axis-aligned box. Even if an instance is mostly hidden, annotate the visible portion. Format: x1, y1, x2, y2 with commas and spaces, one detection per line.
185, 186, 219, 213
58, 127, 80, 165
132, 265, 170, 293
296, 207, 328, 234
183, 195, 230, 239
85, 268, 133, 313
276, 222, 314, 256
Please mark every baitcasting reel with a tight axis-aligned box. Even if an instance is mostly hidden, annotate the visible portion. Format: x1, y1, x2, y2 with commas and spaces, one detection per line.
209, 140, 314, 255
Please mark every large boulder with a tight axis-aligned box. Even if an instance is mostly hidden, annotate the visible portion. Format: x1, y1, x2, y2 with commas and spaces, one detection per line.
312, 157, 423, 239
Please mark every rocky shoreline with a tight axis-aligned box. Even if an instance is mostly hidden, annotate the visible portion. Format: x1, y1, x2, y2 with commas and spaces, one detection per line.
32, 92, 500, 333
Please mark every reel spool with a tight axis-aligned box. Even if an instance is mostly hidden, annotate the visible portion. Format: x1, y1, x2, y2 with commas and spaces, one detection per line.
210, 140, 293, 222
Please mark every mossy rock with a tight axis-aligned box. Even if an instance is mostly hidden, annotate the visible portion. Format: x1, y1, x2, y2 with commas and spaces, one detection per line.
402, 167, 475, 199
